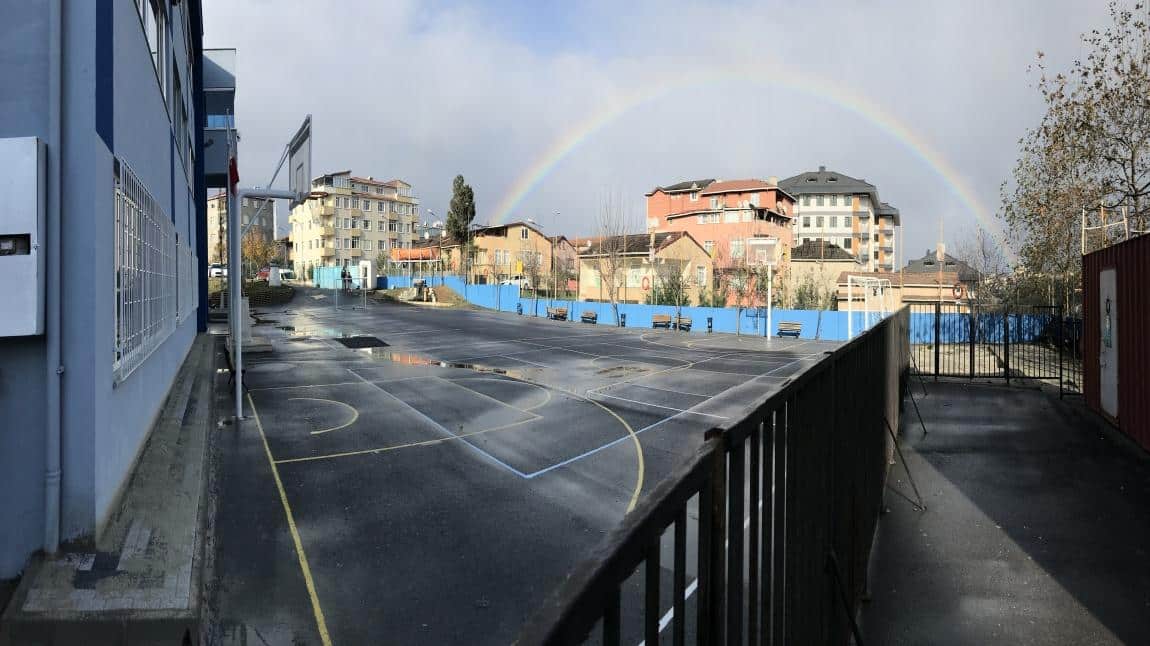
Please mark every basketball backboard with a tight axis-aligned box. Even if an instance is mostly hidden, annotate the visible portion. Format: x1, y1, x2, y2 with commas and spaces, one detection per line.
287, 114, 312, 208
746, 237, 778, 267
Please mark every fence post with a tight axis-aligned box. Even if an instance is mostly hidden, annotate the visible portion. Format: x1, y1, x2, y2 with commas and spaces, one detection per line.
705, 433, 727, 645
968, 307, 976, 379
1057, 308, 1064, 398
1003, 312, 1011, 384
933, 302, 941, 380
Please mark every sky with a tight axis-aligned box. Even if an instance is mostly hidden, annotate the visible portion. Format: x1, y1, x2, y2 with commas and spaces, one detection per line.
203, 0, 1112, 262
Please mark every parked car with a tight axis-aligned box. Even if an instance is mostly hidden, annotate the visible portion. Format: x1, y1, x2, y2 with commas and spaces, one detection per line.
208, 264, 227, 278
278, 269, 296, 281
256, 266, 271, 281
500, 276, 532, 289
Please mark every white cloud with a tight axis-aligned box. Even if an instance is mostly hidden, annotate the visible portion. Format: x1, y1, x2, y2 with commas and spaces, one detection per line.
204, 0, 1112, 258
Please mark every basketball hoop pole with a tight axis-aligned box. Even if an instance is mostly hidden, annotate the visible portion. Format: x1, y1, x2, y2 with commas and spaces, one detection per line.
229, 185, 304, 419
766, 264, 773, 339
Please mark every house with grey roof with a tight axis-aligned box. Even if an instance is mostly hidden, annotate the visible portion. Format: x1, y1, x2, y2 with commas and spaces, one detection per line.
779, 166, 901, 273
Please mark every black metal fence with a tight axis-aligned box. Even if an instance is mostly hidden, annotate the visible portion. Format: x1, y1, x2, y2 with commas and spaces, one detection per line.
516, 309, 909, 646
907, 303, 1082, 396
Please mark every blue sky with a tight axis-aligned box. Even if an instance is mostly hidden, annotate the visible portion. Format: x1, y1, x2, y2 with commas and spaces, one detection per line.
205, 0, 1113, 262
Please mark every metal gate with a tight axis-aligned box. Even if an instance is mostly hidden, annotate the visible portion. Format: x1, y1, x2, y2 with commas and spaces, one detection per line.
908, 303, 1082, 395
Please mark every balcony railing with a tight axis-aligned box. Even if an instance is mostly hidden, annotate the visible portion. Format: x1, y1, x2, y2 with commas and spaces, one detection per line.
322, 226, 335, 237
518, 310, 910, 646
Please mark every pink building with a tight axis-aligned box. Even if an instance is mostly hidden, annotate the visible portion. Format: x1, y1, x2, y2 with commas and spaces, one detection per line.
645, 178, 796, 302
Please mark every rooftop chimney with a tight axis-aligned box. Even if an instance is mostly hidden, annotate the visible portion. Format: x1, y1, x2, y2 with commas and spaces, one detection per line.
818, 165, 826, 172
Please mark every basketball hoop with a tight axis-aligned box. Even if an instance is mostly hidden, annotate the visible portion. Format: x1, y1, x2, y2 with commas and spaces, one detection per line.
745, 238, 779, 338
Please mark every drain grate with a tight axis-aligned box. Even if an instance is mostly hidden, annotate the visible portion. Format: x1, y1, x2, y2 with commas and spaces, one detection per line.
335, 335, 389, 349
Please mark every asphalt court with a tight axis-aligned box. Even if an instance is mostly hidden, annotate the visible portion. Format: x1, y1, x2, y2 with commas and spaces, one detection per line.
219, 292, 840, 645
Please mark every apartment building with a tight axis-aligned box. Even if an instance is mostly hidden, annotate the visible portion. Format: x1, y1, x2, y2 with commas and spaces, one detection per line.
289, 171, 419, 278
206, 192, 275, 264
646, 178, 796, 262
446, 221, 573, 284
0, 1, 207, 577
646, 178, 796, 305
779, 166, 901, 272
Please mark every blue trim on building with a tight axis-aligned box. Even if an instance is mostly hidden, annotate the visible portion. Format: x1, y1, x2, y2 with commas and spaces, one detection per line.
95, 0, 113, 149
170, 133, 176, 223
190, 0, 208, 333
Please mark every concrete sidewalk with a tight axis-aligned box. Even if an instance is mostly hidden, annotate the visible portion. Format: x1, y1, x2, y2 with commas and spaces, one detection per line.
861, 381, 1150, 645
1, 335, 221, 645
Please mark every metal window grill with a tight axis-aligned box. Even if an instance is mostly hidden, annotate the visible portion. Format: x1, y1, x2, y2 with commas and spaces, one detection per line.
113, 159, 178, 383
177, 235, 197, 324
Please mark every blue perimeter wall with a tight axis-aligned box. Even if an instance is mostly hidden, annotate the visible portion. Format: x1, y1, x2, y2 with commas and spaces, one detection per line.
376, 275, 1058, 343
379, 275, 871, 340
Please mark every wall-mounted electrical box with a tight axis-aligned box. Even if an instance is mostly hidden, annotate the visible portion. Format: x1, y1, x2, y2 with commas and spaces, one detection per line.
0, 137, 46, 336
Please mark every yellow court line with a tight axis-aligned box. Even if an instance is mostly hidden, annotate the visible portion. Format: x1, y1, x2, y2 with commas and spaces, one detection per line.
285, 397, 360, 435
247, 393, 332, 646
274, 417, 539, 465
580, 395, 645, 513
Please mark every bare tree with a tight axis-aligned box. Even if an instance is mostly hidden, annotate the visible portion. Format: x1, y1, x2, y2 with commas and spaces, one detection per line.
953, 225, 1009, 307
519, 235, 545, 316
647, 258, 692, 325
596, 194, 629, 326
702, 242, 731, 307
728, 255, 754, 335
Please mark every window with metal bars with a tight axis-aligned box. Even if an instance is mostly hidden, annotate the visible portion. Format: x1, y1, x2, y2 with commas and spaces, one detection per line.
113, 159, 180, 383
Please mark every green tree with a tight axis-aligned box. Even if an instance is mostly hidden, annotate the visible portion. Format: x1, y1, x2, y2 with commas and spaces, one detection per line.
446, 175, 476, 242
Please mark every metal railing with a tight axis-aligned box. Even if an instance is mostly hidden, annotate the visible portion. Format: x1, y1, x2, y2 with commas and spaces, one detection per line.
517, 309, 909, 646
907, 303, 1082, 396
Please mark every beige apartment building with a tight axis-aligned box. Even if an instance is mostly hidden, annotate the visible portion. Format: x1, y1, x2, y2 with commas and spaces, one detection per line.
442, 221, 577, 285
206, 192, 275, 265
289, 171, 419, 278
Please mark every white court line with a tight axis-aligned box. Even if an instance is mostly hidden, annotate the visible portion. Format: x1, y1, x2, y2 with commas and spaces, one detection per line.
588, 354, 693, 368
620, 382, 715, 399
591, 393, 727, 419
417, 331, 623, 354
345, 368, 529, 478
430, 376, 543, 421
247, 375, 435, 392
499, 354, 550, 369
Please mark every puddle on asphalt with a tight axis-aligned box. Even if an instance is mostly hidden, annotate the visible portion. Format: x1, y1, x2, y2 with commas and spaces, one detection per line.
361, 348, 525, 379
596, 365, 647, 377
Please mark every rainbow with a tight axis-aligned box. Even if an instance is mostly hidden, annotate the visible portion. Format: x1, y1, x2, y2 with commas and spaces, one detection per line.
488, 62, 1015, 263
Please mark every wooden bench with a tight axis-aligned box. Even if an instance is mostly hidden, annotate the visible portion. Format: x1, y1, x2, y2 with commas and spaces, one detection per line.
672, 316, 692, 332
652, 314, 672, 329
581, 311, 598, 324
777, 321, 802, 338
546, 306, 568, 321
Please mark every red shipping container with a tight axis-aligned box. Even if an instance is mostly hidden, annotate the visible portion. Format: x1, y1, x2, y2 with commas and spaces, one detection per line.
1083, 233, 1150, 452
